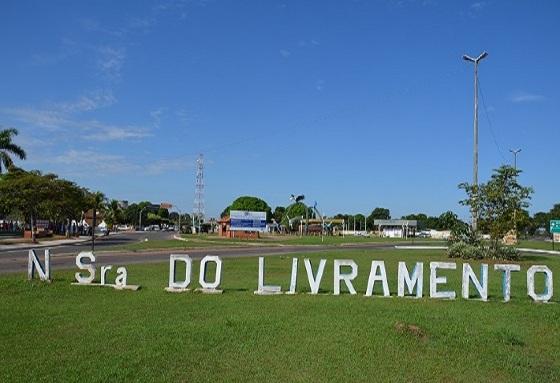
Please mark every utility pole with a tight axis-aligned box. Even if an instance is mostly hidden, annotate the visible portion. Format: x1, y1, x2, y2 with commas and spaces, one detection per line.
463, 51, 488, 232
510, 148, 522, 239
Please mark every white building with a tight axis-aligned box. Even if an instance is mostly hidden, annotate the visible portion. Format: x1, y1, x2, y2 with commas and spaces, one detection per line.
374, 219, 417, 238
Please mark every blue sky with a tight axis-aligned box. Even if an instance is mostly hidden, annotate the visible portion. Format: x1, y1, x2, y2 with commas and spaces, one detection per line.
1, 0, 559, 220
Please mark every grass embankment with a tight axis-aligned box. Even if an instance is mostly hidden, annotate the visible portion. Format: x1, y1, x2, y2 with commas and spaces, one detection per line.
1, 249, 559, 382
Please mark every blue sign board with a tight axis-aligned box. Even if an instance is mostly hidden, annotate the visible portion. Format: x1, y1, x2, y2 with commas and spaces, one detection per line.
230, 210, 267, 232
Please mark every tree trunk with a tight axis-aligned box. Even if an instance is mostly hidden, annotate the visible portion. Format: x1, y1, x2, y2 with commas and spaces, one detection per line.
30, 213, 36, 243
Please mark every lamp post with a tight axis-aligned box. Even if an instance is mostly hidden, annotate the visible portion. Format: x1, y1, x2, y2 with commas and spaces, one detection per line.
178, 208, 182, 234
139, 206, 147, 231
510, 148, 522, 239
463, 51, 488, 232
510, 148, 521, 171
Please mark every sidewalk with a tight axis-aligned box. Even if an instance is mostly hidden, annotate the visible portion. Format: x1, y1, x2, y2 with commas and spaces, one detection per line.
0, 236, 92, 251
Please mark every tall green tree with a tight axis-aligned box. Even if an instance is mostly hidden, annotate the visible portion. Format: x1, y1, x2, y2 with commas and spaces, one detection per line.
437, 211, 465, 231
283, 203, 313, 225
459, 165, 533, 247
0, 128, 26, 174
221, 196, 272, 221
366, 207, 390, 229
354, 214, 366, 230
273, 206, 286, 223
0, 169, 83, 241
105, 199, 124, 229
549, 204, 560, 220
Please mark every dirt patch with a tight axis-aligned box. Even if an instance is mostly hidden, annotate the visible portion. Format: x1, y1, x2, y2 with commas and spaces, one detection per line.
394, 321, 429, 342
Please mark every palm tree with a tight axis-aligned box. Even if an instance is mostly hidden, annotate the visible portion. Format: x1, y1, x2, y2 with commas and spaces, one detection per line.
0, 128, 26, 174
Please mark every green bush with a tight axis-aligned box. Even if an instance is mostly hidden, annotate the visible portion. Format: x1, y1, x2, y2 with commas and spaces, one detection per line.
448, 241, 468, 258
463, 244, 484, 260
448, 241, 520, 261
490, 244, 520, 261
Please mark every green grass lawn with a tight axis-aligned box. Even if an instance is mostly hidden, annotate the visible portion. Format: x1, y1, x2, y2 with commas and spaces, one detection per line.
104, 238, 246, 251
517, 240, 559, 251
1, 249, 559, 382
106, 234, 443, 252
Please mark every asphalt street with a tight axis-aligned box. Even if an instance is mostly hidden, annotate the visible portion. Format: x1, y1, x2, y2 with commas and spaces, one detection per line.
0, 232, 401, 274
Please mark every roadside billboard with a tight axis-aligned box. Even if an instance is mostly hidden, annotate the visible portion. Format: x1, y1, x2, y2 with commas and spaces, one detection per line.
230, 210, 267, 232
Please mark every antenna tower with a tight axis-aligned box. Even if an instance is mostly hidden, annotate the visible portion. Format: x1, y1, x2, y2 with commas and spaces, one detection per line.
193, 154, 205, 232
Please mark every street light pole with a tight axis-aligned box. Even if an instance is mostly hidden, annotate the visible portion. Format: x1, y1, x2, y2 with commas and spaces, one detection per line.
175, 207, 182, 234
139, 206, 147, 231
510, 148, 522, 171
463, 51, 488, 232
510, 148, 522, 239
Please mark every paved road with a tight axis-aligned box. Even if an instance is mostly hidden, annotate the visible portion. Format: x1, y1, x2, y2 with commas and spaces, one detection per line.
0, 230, 173, 257
0, 233, 402, 274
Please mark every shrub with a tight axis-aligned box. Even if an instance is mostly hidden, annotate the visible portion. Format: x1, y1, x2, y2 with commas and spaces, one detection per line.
490, 244, 520, 261
448, 241, 520, 261
463, 244, 484, 260
448, 241, 468, 258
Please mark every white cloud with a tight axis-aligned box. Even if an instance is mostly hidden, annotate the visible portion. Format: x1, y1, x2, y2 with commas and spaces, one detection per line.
56, 89, 117, 113
50, 149, 137, 175
1, 107, 69, 130
44, 150, 192, 176
145, 157, 192, 175
97, 46, 126, 80
83, 123, 151, 141
280, 49, 291, 58
509, 91, 545, 103
298, 39, 320, 48
470, 1, 486, 11
1, 91, 150, 142
150, 108, 166, 128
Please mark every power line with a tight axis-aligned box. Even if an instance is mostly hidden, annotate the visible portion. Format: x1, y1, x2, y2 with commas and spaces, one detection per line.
477, 77, 507, 162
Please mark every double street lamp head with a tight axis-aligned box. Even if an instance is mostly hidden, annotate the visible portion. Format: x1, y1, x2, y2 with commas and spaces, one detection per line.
462, 51, 488, 64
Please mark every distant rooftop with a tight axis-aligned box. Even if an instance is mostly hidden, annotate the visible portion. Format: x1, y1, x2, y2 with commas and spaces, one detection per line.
373, 219, 417, 227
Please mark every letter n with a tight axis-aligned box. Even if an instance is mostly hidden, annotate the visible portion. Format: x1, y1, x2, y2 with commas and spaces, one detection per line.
28, 249, 51, 281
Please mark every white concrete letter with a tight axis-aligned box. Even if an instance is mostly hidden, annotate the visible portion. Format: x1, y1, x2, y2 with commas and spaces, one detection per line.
333, 259, 358, 295
167, 254, 192, 291
28, 249, 50, 281
397, 262, 423, 298
462, 263, 488, 301
255, 257, 281, 295
115, 267, 127, 287
287, 258, 298, 294
494, 264, 521, 302
199, 255, 223, 291
100, 265, 113, 285
430, 262, 456, 299
365, 261, 390, 297
304, 258, 326, 294
75, 251, 96, 284
527, 265, 553, 302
